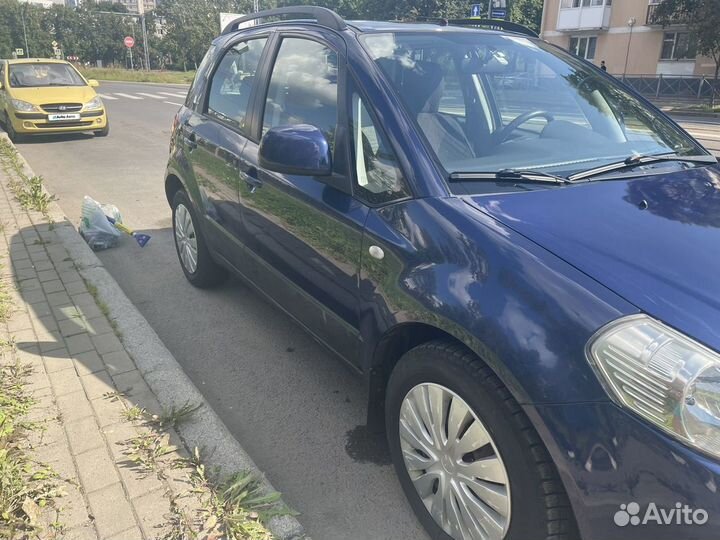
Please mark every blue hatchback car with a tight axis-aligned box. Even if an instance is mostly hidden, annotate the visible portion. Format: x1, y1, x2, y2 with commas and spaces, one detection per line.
165, 7, 720, 540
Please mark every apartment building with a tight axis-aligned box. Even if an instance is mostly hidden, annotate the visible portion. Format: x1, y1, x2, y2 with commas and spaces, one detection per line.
540, 0, 716, 76
116, 0, 156, 14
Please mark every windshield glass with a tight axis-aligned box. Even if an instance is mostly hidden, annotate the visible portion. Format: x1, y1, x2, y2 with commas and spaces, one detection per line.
9, 63, 86, 88
361, 32, 705, 178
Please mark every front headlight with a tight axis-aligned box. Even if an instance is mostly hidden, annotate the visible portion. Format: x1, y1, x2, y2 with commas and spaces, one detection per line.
82, 96, 103, 111
588, 315, 720, 459
10, 99, 39, 112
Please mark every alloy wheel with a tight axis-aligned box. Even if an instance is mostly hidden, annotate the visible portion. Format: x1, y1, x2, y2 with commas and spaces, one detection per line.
174, 203, 198, 274
399, 383, 511, 540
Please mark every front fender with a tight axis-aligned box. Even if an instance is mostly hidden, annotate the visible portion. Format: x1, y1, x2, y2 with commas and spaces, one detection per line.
360, 196, 637, 405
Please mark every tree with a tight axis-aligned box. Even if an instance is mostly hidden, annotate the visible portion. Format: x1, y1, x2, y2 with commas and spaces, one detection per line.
652, 0, 720, 103
510, 0, 543, 33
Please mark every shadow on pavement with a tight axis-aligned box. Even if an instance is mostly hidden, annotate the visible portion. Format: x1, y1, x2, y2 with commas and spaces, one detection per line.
9, 220, 427, 539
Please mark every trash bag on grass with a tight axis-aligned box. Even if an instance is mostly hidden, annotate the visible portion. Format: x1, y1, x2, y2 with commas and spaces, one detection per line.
79, 196, 122, 251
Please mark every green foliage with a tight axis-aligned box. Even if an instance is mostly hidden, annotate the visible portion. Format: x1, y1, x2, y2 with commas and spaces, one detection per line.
0, 0, 543, 74
653, 0, 720, 80
510, 0, 542, 33
0, 361, 61, 538
0, 138, 57, 218
78, 66, 195, 83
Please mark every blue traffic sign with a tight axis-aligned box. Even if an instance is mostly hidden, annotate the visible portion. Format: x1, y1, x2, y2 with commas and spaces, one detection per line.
470, 4, 483, 17
491, 8, 507, 19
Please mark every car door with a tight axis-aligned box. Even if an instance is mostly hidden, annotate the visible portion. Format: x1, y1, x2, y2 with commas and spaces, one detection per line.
237, 32, 368, 367
180, 36, 269, 268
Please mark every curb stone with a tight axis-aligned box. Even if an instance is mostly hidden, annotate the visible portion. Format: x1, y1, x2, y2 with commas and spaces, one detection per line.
0, 130, 307, 540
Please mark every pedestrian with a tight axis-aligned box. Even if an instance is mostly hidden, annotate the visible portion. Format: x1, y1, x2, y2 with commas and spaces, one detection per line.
600, 60, 607, 72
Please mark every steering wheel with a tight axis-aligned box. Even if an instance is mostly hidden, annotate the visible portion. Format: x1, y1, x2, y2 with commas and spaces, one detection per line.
494, 110, 555, 144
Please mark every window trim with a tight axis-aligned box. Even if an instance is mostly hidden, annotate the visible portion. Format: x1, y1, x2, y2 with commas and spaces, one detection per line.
200, 33, 272, 140
256, 32, 350, 178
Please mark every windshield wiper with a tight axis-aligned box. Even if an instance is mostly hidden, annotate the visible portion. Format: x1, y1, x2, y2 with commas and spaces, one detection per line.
449, 169, 569, 184
568, 153, 717, 182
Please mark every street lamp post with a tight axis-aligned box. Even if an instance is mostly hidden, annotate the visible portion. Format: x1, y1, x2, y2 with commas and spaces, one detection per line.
20, 2, 30, 58
622, 17, 636, 81
140, 14, 151, 70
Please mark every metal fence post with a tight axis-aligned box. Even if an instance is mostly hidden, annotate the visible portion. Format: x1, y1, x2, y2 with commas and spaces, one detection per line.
698, 76, 705, 99
656, 73, 662, 97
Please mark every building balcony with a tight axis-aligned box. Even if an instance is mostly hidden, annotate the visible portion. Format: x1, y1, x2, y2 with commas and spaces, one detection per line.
646, 3, 687, 26
557, 2, 612, 31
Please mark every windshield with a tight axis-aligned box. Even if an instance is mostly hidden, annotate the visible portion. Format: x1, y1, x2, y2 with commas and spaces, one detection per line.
361, 32, 706, 179
9, 63, 86, 88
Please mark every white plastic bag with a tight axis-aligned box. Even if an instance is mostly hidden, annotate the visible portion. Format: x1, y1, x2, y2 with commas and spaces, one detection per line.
79, 196, 122, 251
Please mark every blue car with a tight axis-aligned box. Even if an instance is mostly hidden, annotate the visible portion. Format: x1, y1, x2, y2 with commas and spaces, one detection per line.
165, 7, 720, 540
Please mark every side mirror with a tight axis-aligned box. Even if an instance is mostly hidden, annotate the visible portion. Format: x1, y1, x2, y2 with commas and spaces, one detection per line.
87, 79, 99, 88
259, 125, 332, 177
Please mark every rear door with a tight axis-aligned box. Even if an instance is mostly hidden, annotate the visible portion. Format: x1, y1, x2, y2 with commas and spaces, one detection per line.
237, 31, 367, 366
181, 36, 269, 268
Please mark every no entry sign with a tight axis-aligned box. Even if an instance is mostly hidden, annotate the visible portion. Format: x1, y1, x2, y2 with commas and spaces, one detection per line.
124, 36, 135, 48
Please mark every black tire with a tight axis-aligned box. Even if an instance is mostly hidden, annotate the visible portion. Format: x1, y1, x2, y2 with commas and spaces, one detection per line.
171, 189, 226, 288
4, 112, 21, 143
386, 340, 579, 540
94, 121, 110, 137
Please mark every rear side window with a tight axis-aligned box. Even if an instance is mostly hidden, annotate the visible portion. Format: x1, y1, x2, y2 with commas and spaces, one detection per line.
206, 38, 267, 132
262, 38, 339, 150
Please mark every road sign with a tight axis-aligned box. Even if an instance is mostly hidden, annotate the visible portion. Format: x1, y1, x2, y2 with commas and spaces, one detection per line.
124, 36, 135, 48
491, 8, 507, 19
51, 40, 58, 47
470, 4, 483, 17
15, 48, 24, 56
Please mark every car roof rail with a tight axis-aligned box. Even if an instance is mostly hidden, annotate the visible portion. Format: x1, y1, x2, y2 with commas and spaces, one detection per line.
447, 18, 538, 37
222, 6, 347, 34
416, 16, 538, 37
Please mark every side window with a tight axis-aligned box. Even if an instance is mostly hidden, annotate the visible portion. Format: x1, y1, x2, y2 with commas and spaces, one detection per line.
263, 38, 338, 150
206, 38, 267, 132
187, 44, 216, 108
351, 93, 410, 205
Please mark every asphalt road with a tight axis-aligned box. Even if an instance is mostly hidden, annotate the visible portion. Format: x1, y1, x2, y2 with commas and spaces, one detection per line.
14, 81, 429, 540
12, 81, 720, 540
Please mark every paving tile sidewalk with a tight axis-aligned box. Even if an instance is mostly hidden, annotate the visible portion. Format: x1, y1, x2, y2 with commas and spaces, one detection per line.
0, 168, 203, 538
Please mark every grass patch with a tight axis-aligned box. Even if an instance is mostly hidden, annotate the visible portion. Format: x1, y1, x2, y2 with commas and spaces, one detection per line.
78, 67, 195, 85
116, 399, 287, 539
0, 361, 61, 538
0, 267, 11, 325
0, 138, 57, 220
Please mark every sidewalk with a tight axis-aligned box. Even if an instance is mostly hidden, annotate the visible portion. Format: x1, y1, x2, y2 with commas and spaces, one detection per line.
0, 133, 304, 540
0, 154, 207, 539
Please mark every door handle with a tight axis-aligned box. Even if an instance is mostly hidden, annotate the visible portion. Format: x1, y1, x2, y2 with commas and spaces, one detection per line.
183, 132, 197, 150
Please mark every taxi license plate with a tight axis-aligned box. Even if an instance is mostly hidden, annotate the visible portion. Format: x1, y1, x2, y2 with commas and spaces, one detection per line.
48, 113, 81, 122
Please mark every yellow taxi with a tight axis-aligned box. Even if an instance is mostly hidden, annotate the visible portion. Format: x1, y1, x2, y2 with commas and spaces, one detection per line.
0, 58, 109, 142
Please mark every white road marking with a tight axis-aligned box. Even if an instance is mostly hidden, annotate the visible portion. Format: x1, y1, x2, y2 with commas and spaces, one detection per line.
98, 93, 118, 100
114, 93, 143, 100
137, 92, 166, 100
163, 100, 184, 107
159, 92, 187, 98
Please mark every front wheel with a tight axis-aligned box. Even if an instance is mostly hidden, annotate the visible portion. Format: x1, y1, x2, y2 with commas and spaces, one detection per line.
94, 121, 110, 137
171, 190, 226, 288
4, 112, 22, 143
386, 341, 579, 540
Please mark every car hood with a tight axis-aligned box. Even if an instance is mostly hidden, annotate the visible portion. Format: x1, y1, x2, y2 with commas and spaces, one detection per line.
9, 85, 96, 105
464, 165, 720, 352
